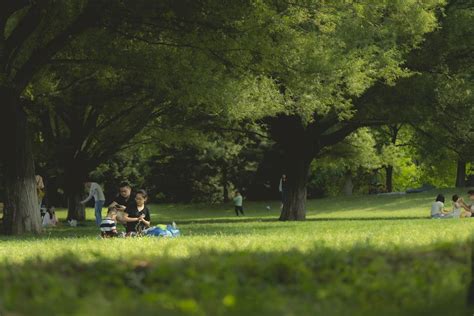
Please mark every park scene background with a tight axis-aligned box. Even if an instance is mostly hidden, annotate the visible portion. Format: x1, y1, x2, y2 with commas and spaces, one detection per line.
0, 0, 473, 315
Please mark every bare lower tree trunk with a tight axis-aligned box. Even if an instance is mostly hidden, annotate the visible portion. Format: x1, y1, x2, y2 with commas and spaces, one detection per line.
456, 160, 467, 188
384, 125, 401, 193
67, 190, 86, 221
222, 166, 229, 203
269, 115, 316, 221
343, 171, 354, 196
385, 165, 394, 193
1, 92, 42, 235
64, 162, 87, 221
279, 154, 312, 221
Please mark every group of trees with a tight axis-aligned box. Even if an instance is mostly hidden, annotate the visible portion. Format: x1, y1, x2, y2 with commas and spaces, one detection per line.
0, 0, 472, 235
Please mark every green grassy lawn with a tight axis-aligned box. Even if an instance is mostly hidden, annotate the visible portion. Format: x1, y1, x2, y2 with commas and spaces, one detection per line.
1, 189, 474, 315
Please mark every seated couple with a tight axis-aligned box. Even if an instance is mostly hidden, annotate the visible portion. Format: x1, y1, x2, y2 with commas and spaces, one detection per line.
431, 191, 474, 219
99, 188, 178, 238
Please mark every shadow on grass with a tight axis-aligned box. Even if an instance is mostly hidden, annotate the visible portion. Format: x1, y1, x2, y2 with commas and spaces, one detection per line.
0, 221, 99, 241
0, 242, 472, 316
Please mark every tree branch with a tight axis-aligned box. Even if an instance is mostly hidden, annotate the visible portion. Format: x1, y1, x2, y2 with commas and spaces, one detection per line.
320, 123, 360, 148
35, 71, 99, 98
5, 1, 48, 73
13, 1, 106, 92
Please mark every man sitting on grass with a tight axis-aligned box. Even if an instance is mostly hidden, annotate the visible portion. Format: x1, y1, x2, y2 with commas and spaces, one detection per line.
100, 207, 119, 238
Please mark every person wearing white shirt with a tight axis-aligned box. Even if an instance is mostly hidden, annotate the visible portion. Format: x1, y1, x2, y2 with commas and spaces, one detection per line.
431, 194, 448, 218
80, 181, 106, 226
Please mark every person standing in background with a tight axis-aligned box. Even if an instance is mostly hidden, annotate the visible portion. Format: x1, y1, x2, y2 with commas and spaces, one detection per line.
80, 181, 106, 226
279, 174, 287, 209
233, 191, 244, 216
35, 174, 45, 210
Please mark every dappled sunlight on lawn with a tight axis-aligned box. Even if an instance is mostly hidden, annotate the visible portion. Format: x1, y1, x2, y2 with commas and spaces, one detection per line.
2, 192, 474, 316
3, 191, 474, 265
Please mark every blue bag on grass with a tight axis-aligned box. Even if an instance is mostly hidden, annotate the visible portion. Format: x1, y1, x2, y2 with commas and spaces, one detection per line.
144, 224, 180, 237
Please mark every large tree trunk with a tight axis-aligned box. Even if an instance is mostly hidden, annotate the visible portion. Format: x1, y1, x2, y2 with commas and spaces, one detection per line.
64, 161, 87, 221
44, 176, 62, 207
279, 153, 312, 221
385, 165, 394, 193
1, 91, 42, 235
222, 166, 229, 203
67, 189, 86, 221
278, 138, 314, 221
384, 125, 401, 193
269, 115, 316, 221
456, 160, 467, 188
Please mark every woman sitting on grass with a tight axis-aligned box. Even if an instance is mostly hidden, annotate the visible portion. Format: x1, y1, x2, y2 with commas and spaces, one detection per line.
431, 194, 450, 218
431, 194, 472, 219
121, 189, 151, 236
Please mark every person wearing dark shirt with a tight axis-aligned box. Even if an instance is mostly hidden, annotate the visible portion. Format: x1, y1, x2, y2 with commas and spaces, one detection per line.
109, 182, 136, 211
122, 189, 151, 234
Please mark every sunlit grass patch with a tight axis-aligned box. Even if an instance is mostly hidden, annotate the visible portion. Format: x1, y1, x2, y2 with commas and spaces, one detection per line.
2, 190, 474, 315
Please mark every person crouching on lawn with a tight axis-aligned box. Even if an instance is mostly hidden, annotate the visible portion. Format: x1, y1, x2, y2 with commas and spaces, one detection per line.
122, 189, 151, 236
100, 207, 119, 238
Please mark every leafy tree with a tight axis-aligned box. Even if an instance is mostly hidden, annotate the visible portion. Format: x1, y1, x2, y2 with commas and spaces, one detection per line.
314, 128, 382, 196
1, 0, 267, 229
406, 0, 474, 188
116, 115, 269, 204
412, 74, 474, 187
0, 0, 108, 234
227, 0, 445, 220
29, 64, 165, 220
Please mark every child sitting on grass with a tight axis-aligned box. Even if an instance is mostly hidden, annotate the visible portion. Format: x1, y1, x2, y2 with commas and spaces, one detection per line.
100, 207, 119, 238
42, 207, 58, 227
451, 195, 472, 218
